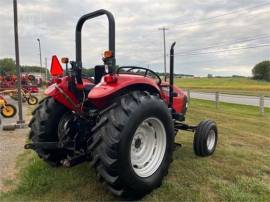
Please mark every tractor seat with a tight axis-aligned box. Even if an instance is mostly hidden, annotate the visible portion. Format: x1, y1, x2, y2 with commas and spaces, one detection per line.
84, 84, 95, 95
83, 65, 106, 95
94, 65, 106, 84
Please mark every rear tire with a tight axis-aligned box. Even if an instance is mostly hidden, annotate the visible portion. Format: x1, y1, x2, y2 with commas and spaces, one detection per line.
88, 91, 174, 198
193, 120, 218, 157
29, 97, 69, 166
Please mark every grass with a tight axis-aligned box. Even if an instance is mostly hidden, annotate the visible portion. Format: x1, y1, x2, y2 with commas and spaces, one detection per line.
1, 99, 270, 201
175, 77, 270, 96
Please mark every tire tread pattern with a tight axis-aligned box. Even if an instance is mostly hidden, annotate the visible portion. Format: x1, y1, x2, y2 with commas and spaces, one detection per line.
29, 97, 68, 166
88, 91, 173, 198
193, 120, 218, 157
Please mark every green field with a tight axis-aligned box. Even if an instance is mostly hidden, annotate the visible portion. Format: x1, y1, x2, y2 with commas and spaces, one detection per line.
1, 99, 270, 201
175, 77, 270, 96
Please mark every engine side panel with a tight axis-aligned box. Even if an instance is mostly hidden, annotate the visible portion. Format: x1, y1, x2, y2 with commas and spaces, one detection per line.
160, 84, 187, 113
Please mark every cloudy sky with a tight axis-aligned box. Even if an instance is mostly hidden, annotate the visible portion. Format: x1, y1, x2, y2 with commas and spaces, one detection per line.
1, 0, 270, 76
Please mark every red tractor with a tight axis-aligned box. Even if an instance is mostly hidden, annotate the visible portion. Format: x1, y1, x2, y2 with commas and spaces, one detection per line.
26, 10, 218, 199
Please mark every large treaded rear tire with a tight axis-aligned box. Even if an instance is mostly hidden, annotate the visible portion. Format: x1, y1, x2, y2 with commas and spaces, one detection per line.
88, 91, 174, 199
28, 97, 69, 166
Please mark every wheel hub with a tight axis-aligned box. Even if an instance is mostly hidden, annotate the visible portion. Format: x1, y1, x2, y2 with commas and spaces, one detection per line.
134, 138, 142, 149
206, 129, 216, 151
58, 113, 78, 148
130, 117, 166, 178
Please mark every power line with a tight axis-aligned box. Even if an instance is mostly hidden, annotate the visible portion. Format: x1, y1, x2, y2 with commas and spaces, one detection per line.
139, 43, 270, 67
171, 1, 270, 28
173, 33, 270, 55
131, 2, 270, 66
126, 2, 270, 46
166, 54, 257, 66
174, 43, 270, 56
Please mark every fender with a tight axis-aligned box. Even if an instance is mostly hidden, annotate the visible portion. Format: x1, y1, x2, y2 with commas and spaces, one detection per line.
45, 76, 95, 111
88, 74, 160, 108
45, 76, 81, 112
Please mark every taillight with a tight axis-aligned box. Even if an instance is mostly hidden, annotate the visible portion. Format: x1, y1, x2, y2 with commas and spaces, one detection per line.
104, 74, 117, 83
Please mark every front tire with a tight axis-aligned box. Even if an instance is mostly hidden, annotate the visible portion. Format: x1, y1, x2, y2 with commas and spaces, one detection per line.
193, 120, 218, 157
88, 91, 174, 198
29, 97, 69, 166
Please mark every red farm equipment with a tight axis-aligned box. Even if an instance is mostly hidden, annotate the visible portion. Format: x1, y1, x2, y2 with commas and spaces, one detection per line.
26, 10, 218, 199
0, 74, 39, 93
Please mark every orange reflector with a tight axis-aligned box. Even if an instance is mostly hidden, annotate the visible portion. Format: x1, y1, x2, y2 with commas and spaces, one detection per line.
50, 55, 64, 76
61, 57, 69, 64
103, 50, 113, 58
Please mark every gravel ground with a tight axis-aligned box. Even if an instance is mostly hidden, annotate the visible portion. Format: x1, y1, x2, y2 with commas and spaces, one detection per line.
0, 128, 29, 191
0, 96, 34, 191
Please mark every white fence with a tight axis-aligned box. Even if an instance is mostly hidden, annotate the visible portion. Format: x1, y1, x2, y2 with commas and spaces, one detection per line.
186, 90, 269, 115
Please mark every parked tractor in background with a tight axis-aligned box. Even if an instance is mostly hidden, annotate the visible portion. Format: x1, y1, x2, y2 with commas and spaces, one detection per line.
26, 10, 218, 199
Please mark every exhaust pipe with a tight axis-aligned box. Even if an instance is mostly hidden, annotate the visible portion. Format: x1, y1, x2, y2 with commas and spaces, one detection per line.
169, 42, 176, 108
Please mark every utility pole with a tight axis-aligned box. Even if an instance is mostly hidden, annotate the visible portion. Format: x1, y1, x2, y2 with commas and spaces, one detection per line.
13, 0, 24, 125
158, 27, 168, 81
37, 38, 42, 80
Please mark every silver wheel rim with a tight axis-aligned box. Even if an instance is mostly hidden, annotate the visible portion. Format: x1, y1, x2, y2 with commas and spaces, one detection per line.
207, 129, 216, 151
130, 117, 166, 178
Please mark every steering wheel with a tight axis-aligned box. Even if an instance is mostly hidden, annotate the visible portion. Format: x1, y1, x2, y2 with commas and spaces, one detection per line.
117, 66, 162, 84
81, 73, 95, 83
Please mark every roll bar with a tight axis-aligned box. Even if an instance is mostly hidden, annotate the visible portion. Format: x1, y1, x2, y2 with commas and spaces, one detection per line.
75, 9, 115, 66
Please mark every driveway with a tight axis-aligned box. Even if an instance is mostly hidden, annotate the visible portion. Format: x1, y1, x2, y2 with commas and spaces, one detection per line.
0, 96, 33, 191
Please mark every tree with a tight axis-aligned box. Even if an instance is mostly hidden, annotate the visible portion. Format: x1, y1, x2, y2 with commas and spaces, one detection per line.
0, 58, 16, 74
82, 68, 95, 77
0, 58, 49, 75
21, 65, 43, 73
252, 61, 270, 81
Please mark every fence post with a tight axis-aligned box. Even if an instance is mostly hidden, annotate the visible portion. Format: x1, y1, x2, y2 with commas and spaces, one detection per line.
187, 89, 191, 103
259, 95, 264, 115
215, 92, 219, 109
